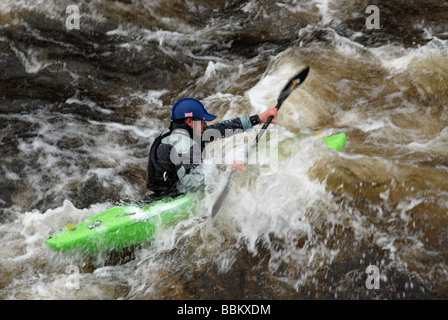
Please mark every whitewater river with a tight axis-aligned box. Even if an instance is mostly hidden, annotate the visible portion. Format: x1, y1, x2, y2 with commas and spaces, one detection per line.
1, 0, 448, 300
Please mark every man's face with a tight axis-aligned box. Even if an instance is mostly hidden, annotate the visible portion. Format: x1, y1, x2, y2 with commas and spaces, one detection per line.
185, 118, 206, 136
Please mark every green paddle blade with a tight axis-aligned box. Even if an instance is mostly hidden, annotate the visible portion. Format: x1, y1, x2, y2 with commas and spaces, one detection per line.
322, 132, 347, 152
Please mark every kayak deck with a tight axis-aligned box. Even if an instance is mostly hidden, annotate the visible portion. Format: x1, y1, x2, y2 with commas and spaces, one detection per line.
45, 195, 194, 252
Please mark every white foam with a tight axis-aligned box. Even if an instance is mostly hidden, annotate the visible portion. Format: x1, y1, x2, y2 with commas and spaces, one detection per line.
209, 134, 342, 278
246, 61, 303, 115
0, 0, 63, 16
314, 0, 338, 25
66, 97, 113, 114
2, 165, 20, 181
9, 45, 49, 74
277, 0, 338, 25
370, 37, 448, 71
201, 61, 231, 83
407, 126, 448, 157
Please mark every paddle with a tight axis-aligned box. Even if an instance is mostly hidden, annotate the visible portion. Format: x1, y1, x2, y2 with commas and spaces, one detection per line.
211, 66, 310, 218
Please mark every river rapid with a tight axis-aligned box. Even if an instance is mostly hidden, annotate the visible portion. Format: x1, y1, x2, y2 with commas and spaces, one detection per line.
1, 0, 448, 300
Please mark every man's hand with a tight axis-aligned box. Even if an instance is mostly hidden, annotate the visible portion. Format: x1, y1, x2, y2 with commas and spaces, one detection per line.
258, 108, 278, 124
229, 162, 245, 171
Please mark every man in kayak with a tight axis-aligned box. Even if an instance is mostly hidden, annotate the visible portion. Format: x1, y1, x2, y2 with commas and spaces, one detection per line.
146, 98, 277, 200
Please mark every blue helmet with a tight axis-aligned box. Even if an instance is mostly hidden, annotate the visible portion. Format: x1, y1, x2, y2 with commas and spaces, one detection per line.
171, 98, 216, 121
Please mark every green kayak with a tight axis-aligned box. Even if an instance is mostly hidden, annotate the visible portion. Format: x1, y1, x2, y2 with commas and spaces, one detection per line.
45, 132, 347, 253
45, 195, 195, 252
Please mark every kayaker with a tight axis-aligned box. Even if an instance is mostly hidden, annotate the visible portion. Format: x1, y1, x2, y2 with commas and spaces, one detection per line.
146, 98, 277, 200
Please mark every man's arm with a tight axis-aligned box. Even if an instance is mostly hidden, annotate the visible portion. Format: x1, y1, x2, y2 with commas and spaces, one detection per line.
204, 108, 278, 140
171, 108, 279, 191
205, 115, 260, 138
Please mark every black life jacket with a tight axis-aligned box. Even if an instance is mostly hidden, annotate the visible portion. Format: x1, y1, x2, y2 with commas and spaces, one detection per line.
146, 122, 189, 195
146, 128, 175, 193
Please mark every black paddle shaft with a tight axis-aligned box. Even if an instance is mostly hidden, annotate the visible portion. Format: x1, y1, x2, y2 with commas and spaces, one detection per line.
211, 66, 310, 218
